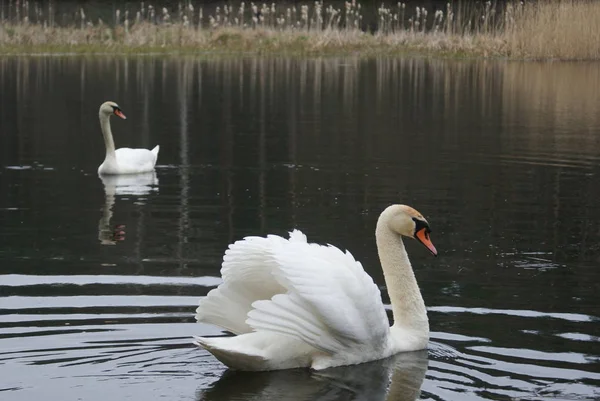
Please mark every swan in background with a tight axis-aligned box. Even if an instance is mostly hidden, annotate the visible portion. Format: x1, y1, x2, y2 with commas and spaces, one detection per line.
98, 172, 158, 245
196, 350, 428, 401
194, 204, 437, 371
97, 101, 159, 175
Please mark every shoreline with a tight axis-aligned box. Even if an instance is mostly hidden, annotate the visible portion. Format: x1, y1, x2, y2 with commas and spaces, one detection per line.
0, 28, 564, 61
0, 45, 497, 60
0, 44, 593, 63
0, 47, 592, 62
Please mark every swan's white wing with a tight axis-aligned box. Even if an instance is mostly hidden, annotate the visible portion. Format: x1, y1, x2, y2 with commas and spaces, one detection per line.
196, 231, 307, 334
247, 238, 390, 355
114, 147, 158, 173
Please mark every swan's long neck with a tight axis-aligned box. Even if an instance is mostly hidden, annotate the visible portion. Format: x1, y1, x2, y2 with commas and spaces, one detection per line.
376, 216, 428, 333
99, 112, 116, 159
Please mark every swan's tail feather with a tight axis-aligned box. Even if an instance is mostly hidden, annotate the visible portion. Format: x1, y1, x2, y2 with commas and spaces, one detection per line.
193, 336, 269, 371
196, 281, 257, 335
151, 145, 160, 157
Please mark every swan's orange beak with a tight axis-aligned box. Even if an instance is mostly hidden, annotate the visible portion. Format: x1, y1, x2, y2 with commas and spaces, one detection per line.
416, 228, 437, 256
114, 109, 127, 120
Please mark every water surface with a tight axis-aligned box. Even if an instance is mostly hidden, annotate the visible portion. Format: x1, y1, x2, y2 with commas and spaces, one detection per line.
0, 56, 599, 400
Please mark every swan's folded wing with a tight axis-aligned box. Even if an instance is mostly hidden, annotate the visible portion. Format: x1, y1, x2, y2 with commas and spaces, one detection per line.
246, 241, 390, 355
196, 232, 305, 334
114, 148, 158, 172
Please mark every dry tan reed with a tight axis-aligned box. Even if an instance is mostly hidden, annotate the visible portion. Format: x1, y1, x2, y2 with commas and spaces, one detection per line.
504, 1, 600, 60
0, 1, 598, 59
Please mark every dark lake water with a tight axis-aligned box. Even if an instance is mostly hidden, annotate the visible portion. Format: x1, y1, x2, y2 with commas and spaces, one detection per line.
1, 56, 599, 400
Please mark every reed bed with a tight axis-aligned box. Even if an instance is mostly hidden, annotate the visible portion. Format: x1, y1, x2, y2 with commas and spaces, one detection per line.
0, 1, 598, 59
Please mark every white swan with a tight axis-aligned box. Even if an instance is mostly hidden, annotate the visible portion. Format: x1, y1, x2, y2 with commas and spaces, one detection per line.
97, 101, 159, 175
194, 204, 438, 371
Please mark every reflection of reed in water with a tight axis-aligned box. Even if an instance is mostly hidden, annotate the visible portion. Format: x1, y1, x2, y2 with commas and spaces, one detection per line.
197, 350, 428, 401
502, 62, 600, 135
3, 56, 600, 267
169, 57, 600, 254
176, 58, 193, 265
5, 56, 597, 170
98, 172, 158, 246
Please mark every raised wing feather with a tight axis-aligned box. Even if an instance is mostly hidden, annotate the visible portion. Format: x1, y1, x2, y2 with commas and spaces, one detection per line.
197, 230, 390, 355
195, 231, 306, 334
247, 238, 390, 355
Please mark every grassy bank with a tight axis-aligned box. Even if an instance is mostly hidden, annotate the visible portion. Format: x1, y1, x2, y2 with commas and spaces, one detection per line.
0, 1, 599, 59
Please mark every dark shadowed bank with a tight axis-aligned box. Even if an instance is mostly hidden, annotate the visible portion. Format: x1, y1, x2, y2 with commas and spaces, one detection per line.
1, 1, 599, 59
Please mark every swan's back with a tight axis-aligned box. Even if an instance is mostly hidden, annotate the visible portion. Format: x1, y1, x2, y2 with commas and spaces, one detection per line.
111, 145, 159, 174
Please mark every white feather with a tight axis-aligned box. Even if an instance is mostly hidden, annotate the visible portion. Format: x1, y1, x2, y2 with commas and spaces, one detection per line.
110, 146, 159, 174
196, 234, 288, 334
249, 239, 390, 355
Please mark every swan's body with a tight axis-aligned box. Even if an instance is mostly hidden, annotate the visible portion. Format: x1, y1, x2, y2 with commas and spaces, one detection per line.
194, 204, 437, 371
97, 101, 159, 175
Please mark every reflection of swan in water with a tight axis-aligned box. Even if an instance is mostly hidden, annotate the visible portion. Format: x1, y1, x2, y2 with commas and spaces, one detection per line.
196, 350, 428, 401
98, 172, 158, 245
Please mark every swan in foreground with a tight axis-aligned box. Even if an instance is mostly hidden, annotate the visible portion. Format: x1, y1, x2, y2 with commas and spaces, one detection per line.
194, 204, 437, 371
97, 101, 159, 175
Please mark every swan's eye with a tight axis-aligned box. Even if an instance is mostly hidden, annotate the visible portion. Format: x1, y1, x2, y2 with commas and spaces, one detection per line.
111, 107, 127, 120
412, 217, 431, 236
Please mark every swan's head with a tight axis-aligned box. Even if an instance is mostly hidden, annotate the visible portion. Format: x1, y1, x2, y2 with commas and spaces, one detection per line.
99, 101, 127, 120
385, 204, 437, 256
